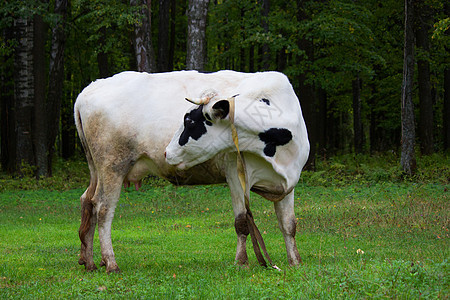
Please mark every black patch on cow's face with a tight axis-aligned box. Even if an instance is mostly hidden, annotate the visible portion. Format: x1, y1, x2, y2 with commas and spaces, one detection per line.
258, 128, 292, 157
179, 105, 212, 146
260, 98, 271, 106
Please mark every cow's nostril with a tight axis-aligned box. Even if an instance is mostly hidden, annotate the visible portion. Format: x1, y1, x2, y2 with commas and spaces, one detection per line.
164, 151, 167, 158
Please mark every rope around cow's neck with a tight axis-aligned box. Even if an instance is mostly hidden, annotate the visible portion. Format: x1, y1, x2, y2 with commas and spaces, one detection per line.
228, 96, 281, 271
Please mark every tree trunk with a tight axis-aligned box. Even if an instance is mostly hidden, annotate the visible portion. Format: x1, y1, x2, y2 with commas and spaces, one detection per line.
33, 13, 48, 177
97, 26, 111, 78
131, 0, 156, 73
400, 0, 416, 175
47, 0, 68, 173
158, 0, 171, 72
168, 0, 176, 71
186, 0, 210, 71
352, 76, 363, 154
261, 0, 270, 70
1, 26, 15, 173
369, 84, 379, 153
444, 3, 450, 152
444, 67, 450, 151
328, 103, 339, 154
277, 48, 287, 72
239, 8, 246, 72
415, 6, 433, 155
13, 17, 35, 174
61, 71, 75, 159
296, 0, 316, 170
317, 88, 327, 157
249, 45, 255, 73
62, 70, 79, 159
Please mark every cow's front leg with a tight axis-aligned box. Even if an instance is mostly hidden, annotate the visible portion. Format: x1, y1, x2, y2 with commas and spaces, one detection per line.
96, 179, 122, 273
78, 186, 98, 271
274, 190, 302, 266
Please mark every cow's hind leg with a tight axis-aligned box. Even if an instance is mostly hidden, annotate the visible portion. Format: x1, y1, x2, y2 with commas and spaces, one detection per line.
227, 168, 249, 266
234, 212, 249, 265
274, 190, 302, 266
95, 174, 123, 273
78, 180, 98, 271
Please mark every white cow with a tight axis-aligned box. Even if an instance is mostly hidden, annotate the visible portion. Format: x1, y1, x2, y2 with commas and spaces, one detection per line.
74, 70, 309, 273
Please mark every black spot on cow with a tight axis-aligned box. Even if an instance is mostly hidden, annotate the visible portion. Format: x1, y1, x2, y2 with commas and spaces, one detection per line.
179, 105, 212, 146
258, 128, 292, 157
260, 98, 271, 106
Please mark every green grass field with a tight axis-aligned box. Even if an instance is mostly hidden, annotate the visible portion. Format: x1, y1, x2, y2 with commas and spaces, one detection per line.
0, 156, 449, 298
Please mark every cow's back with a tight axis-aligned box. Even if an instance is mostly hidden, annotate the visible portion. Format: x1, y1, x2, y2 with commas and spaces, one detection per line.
74, 71, 250, 183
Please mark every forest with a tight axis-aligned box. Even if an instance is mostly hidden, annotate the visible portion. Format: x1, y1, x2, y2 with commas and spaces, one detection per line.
0, 0, 449, 178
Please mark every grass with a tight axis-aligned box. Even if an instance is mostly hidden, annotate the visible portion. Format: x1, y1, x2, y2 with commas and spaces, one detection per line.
0, 154, 449, 298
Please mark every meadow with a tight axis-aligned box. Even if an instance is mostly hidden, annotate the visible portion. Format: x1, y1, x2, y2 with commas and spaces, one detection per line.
0, 154, 448, 299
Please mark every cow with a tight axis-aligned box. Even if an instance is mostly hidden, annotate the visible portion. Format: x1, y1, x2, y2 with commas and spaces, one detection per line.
74, 70, 309, 273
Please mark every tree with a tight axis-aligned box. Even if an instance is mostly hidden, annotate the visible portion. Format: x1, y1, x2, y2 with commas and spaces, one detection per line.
131, 0, 156, 72
97, 26, 111, 78
47, 0, 68, 173
13, 15, 35, 174
33, 12, 48, 177
416, 1, 433, 155
168, 0, 176, 71
440, 3, 450, 151
0, 24, 15, 173
186, 0, 209, 71
260, 0, 270, 70
445, 67, 450, 151
400, 0, 416, 175
352, 76, 363, 153
295, 0, 317, 169
1, 0, 448, 177
158, 0, 171, 72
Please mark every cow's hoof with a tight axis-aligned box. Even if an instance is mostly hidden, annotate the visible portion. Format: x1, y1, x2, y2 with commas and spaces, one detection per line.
288, 259, 303, 268
235, 251, 249, 266
79, 258, 98, 271
100, 260, 120, 273
86, 264, 98, 272
234, 258, 249, 268
106, 265, 121, 274
235, 263, 249, 270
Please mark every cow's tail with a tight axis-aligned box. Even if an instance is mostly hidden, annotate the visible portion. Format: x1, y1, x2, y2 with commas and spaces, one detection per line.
75, 106, 97, 247
245, 201, 280, 270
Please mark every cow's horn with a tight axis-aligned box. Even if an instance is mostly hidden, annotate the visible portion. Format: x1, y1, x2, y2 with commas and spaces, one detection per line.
185, 90, 217, 105
185, 97, 207, 105
185, 96, 211, 105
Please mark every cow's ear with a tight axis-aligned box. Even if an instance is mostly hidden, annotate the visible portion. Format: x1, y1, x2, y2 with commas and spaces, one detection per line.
211, 100, 230, 120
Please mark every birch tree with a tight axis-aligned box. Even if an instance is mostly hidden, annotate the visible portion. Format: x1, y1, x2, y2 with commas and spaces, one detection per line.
186, 0, 209, 71
13, 16, 35, 174
131, 0, 156, 72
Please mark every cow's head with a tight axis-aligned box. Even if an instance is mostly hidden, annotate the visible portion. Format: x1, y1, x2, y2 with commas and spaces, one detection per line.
165, 93, 235, 169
